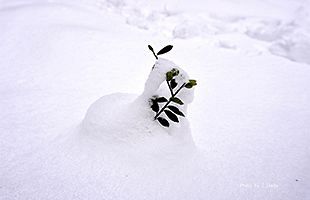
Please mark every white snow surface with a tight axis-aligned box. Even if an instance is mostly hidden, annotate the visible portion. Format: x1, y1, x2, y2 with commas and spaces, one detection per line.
1, 0, 310, 200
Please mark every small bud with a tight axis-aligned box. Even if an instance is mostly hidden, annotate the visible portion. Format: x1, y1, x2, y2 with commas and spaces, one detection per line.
166, 71, 174, 81
185, 79, 197, 88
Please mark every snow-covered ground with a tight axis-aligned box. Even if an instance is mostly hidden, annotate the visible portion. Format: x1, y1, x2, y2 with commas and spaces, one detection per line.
1, 0, 310, 199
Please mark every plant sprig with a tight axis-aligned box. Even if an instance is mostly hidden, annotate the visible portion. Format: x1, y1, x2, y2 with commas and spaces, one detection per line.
148, 45, 173, 59
150, 68, 197, 127
148, 44, 197, 127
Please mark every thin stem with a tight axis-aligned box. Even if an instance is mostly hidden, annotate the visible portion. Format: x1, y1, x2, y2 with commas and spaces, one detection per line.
154, 99, 171, 120
166, 80, 173, 96
153, 52, 158, 60
148, 45, 158, 60
150, 49, 158, 59
174, 83, 186, 96
154, 83, 186, 120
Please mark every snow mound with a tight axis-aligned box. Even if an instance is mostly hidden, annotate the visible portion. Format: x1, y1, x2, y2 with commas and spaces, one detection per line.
82, 58, 195, 147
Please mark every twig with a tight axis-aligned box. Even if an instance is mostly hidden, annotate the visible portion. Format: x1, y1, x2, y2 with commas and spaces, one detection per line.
167, 80, 174, 96
154, 83, 186, 120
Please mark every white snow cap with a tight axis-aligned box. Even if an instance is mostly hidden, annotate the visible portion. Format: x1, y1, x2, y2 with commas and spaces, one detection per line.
140, 58, 194, 105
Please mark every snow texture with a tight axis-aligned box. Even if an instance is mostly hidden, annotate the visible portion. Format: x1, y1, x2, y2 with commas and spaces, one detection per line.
1, 0, 310, 200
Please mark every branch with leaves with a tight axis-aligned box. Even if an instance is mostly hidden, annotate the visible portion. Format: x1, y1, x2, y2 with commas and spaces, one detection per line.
148, 44, 197, 127
148, 45, 173, 60
150, 69, 197, 127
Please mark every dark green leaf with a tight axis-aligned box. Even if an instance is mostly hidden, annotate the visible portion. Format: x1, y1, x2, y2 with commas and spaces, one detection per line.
168, 105, 185, 117
166, 68, 179, 81
157, 45, 173, 55
157, 117, 169, 127
189, 79, 197, 85
185, 83, 192, 88
185, 79, 197, 88
148, 45, 154, 51
170, 97, 184, 105
151, 101, 159, 112
170, 79, 177, 89
164, 110, 179, 122
148, 45, 158, 59
156, 97, 168, 103
166, 71, 174, 81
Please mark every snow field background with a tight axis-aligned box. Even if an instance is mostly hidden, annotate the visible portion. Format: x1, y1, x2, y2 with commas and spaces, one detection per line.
0, 0, 310, 199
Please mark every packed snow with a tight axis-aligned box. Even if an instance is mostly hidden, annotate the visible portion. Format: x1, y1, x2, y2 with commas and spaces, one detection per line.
1, 0, 310, 200
82, 58, 195, 145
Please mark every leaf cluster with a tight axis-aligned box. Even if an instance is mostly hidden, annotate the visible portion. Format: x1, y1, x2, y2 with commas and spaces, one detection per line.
150, 67, 197, 128
151, 95, 185, 127
148, 45, 173, 60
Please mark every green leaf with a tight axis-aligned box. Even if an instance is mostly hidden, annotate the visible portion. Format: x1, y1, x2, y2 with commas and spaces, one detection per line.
189, 79, 197, 85
166, 68, 179, 81
170, 79, 177, 89
157, 117, 169, 127
185, 83, 192, 88
167, 105, 185, 117
156, 97, 168, 103
164, 110, 179, 122
185, 79, 197, 88
157, 45, 173, 55
166, 71, 174, 81
151, 100, 159, 112
170, 97, 184, 105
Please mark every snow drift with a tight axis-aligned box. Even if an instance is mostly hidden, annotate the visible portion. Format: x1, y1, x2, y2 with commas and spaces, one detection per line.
1, 0, 310, 200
